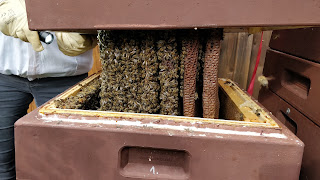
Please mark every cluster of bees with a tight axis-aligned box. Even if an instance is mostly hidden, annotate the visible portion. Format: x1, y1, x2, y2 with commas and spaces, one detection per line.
98, 31, 160, 113
157, 32, 180, 115
54, 78, 101, 110
56, 29, 222, 118
98, 30, 188, 115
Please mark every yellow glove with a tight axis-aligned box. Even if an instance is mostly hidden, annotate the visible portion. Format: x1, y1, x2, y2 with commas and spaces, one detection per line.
55, 32, 97, 56
0, 0, 44, 51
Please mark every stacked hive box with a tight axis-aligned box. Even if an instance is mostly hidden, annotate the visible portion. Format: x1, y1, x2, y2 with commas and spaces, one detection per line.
17, 0, 320, 178
14, 30, 305, 179
259, 27, 320, 180
16, 75, 304, 179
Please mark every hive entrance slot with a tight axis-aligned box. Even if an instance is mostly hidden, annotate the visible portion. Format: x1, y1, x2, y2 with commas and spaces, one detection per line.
281, 69, 311, 99
120, 147, 190, 179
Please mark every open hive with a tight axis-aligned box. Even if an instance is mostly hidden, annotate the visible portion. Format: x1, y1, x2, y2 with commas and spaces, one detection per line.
18, 0, 316, 177
15, 35, 304, 179
16, 68, 304, 179
54, 29, 278, 125
50, 27, 279, 127
49, 29, 281, 126
55, 29, 224, 119
14, 29, 305, 180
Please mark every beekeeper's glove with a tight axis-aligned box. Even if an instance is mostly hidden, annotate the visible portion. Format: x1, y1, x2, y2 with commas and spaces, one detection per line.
55, 32, 97, 56
0, 0, 44, 51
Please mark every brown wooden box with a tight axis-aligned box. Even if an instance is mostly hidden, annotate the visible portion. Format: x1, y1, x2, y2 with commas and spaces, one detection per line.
15, 74, 303, 180
263, 49, 320, 126
25, 0, 320, 31
259, 88, 320, 180
270, 28, 320, 63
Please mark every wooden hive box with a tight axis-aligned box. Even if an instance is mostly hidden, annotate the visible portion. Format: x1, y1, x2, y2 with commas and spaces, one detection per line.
15, 73, 304, 180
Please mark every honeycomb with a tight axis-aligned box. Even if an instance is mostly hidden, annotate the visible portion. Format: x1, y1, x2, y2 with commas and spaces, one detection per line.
181, 31, 199, 117
203, 29, 223, 119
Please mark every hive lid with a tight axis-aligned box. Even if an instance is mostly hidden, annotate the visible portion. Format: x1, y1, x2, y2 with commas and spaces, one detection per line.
25, 0, 320, 31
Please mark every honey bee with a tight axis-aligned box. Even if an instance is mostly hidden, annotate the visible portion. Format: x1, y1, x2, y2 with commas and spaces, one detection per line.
258, 75, 274, 88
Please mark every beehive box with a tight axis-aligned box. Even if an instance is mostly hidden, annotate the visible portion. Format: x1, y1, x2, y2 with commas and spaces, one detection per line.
25, 0, 320, 31
259, 88, 320, 180
15, 73, 303, 180
263, 49, 320, 125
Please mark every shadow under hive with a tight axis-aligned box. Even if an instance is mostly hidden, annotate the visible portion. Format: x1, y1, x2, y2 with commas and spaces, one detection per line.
97, 29, 222, 118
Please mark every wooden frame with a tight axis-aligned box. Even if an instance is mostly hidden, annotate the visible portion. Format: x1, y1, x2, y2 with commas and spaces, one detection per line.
39, 73, 280, 129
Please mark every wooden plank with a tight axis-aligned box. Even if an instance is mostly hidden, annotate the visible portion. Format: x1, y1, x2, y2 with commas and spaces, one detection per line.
232, 32, 253, 89
246, 31, 272, 99
218, 79, 278, 126
219, 32, 254, 90
247, 32, 262, 88
252, 31, 272, 98
218, 33, 239, 79
27, 100, 36, 113
88, 46, 102, 76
